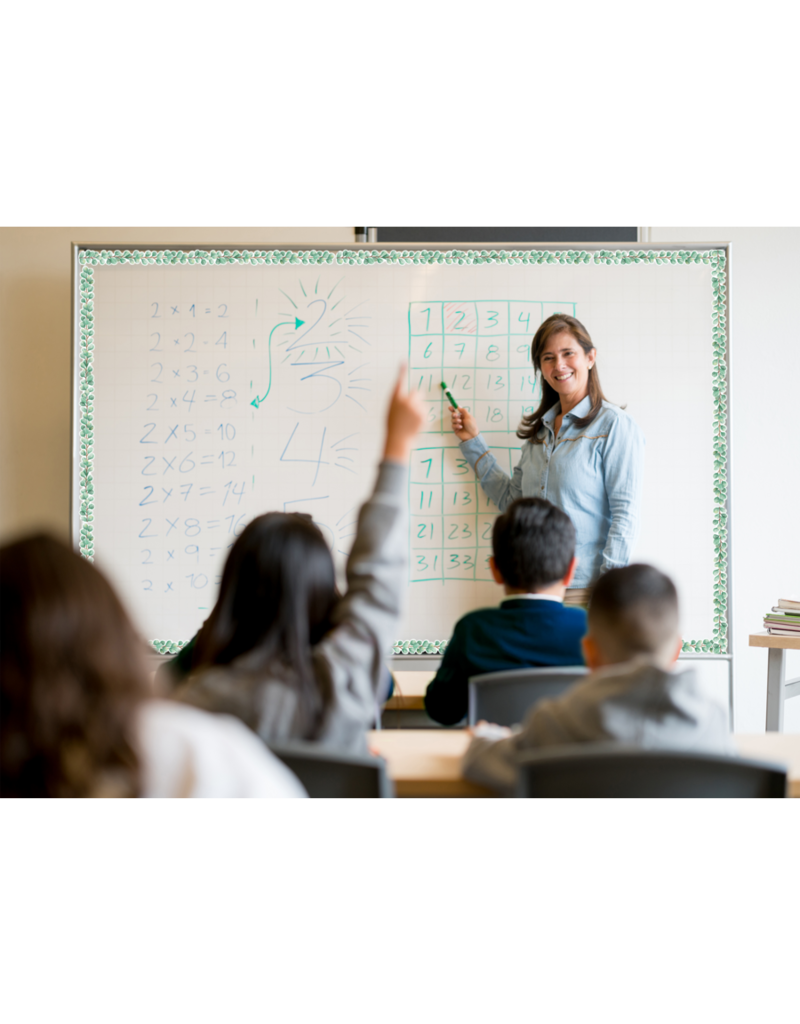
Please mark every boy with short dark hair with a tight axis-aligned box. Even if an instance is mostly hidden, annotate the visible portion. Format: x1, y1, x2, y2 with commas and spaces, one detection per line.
424, 498, 587, 726
462, 564, 732, 794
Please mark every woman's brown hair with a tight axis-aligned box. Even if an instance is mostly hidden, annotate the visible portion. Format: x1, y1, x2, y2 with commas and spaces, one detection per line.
517, 313, 609, 443
0, 534, 149, 797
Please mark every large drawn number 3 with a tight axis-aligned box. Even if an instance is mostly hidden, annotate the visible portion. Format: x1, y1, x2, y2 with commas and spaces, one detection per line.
286, 298, 326, 352
287, 360, 345, 414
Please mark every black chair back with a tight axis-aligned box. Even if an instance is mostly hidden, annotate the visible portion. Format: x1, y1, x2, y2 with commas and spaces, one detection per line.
515, 744, 787, 798
468, 666, 587, 727
268, 740, 394, 798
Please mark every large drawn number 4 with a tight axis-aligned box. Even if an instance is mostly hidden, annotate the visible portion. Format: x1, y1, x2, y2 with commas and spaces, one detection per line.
280, 422, 328, 486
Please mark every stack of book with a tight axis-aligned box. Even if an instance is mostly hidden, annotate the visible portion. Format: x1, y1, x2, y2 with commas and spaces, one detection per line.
764, 597, 800, 636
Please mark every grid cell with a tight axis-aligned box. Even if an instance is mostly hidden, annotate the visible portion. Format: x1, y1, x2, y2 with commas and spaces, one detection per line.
475, 369, 509, 401
443, 482, 478, 514
476, 301, 509, 335
475, 336, 507, 368
410, 447, 443, 484
473, 400, 510, 433
410, 335, 443, 366
409, 301, 444, 335
410, 483, 443, 517
443, 549, 478, 580
410, 549, 442, 581
410, 517, 441, 548
442, 367, 475, 405
442, 448, 472, 483
443, 302, 477, 336
510, 301, 544, 335
443, 335, 477, 366
443, 515, 477, 548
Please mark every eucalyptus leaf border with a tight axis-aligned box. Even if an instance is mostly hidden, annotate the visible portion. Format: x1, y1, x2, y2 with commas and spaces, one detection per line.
77, 247, 729, 657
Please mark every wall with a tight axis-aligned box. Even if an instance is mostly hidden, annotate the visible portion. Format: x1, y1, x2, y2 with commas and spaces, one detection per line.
650, 228, 800, 732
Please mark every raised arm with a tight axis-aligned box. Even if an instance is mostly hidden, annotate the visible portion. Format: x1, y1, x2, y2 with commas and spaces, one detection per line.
449, 404, 523, 512
315, 369, 424, 721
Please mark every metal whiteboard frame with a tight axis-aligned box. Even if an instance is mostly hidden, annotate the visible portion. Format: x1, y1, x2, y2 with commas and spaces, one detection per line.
70, 240, 734, 723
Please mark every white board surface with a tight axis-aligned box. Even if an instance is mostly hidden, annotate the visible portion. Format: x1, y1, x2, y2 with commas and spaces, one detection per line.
75, 248, 728, 651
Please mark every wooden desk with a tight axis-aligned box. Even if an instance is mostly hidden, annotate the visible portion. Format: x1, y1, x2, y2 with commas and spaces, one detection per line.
749, 633, 800, 731
367, 729, 492, 797
367, 729, 800, 798
733, 735, 800, 797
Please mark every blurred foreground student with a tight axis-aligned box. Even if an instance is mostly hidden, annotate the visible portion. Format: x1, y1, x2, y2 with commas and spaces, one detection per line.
0, 534, 306, 798
462, 564, 732, 795
424, 498, 586, 725
174, 368, 424, 752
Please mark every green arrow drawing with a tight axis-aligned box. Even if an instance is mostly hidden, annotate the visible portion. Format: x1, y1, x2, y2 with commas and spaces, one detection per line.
251, 316, 305, 409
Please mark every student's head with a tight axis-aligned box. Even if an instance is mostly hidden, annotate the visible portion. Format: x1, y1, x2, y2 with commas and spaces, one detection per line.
583, 564, 682, 670
0, 533, 148, 797
193, 512, 338, 733
490, 498, 577, 593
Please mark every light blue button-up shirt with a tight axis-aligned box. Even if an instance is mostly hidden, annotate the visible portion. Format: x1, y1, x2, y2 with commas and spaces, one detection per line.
460, 397, 645, 587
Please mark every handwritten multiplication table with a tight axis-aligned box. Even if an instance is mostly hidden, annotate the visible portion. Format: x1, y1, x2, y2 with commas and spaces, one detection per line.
408, 300, 575, 435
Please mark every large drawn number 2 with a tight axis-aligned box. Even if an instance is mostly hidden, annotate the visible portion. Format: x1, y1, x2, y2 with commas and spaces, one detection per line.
287, 299, 326, 352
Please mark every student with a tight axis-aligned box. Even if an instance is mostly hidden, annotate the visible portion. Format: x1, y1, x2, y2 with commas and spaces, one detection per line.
424, 498, 587, 726
173, 369, 423, 753
462, 564, 732, 795
0, 534, 306, 798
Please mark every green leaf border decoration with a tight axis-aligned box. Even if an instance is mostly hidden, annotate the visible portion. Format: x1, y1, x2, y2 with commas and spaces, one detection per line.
77, 248, 729, 656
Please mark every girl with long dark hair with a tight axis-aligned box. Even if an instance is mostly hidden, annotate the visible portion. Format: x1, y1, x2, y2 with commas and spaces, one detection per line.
0, 534, 306, 797
173, 369, 424, 751
449, 313, 644, 603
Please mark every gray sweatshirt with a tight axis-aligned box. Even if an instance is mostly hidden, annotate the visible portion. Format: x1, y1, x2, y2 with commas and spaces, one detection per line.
175, 460, 406, 754
462, 656, 733, 795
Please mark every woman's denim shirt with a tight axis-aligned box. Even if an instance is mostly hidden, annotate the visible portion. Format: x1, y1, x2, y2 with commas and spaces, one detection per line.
460, 397, 645, 588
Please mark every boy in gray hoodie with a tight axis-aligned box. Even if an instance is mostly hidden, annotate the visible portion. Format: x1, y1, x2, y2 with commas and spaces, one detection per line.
461, 564, 732, 795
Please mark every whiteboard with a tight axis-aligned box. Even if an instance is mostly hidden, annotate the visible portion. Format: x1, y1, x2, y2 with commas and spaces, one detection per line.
72, 246, 730, 656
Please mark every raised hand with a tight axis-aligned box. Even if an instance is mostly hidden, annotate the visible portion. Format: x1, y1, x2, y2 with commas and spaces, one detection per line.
383, 366, 424, 464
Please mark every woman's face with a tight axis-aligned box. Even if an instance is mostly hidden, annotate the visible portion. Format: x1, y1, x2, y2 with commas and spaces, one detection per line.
538, 330, 595, 401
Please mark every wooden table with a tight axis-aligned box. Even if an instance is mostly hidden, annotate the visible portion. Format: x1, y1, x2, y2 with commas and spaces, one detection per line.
367, 729, 800, 798
749, 633, 800, 731
367, 729, 493, 797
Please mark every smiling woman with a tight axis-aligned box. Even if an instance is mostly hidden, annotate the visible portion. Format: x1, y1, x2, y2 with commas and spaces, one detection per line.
449, 314, 645, 602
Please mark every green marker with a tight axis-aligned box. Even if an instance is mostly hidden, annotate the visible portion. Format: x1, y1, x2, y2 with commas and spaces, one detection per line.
440, 382, 459, 409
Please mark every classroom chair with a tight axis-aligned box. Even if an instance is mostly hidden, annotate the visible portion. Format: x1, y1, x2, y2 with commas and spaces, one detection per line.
514, 745, 788, 798
468, 666, 587, 727
268, 741, 394, 798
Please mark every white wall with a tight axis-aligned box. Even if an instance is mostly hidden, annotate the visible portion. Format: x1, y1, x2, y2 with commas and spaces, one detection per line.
650, 229, 800, 732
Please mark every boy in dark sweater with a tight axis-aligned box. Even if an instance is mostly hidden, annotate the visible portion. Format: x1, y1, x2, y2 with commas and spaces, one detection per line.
424, 498, 586, 725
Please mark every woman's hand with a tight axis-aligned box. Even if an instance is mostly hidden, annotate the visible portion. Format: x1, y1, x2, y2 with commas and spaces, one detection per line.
450, 404, 479, 442
383, 366, 424, 464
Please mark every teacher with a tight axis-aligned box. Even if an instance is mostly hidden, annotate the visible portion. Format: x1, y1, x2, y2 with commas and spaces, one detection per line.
451, 313, 644, 605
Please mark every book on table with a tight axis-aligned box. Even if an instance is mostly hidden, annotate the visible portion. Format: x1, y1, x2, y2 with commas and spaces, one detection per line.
764, 599, 800, 635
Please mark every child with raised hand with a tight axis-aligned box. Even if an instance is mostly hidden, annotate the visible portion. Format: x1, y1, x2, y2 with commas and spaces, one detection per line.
461, 564, 733, 795
174, 367, 424, 752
